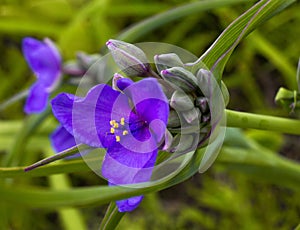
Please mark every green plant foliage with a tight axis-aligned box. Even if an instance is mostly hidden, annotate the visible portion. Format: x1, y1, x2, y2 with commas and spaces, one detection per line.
1, 0, 300, 229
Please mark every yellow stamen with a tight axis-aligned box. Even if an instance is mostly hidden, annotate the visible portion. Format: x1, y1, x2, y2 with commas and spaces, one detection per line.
115, 135, 121, 142
110, 120, 116, 126
122, 130, 128, 136
113, 122, 119, 128
120, 117, 125, 126
110, 127, 115, 134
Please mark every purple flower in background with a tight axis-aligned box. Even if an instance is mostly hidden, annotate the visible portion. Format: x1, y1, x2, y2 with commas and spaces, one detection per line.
22, 38, 74, 154
22, 37, 62, 114
51, 78, 169, 212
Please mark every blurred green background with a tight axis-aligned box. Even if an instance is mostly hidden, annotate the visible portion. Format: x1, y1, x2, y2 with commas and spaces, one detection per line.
1, 0, 300, 229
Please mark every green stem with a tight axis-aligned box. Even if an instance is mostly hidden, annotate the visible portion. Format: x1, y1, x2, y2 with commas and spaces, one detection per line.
98, 203, 125, 230
0, 90, 28, 111
226, 109, 300, 135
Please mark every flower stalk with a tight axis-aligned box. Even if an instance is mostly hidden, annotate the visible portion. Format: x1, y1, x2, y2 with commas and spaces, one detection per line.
226, 109, 300, 135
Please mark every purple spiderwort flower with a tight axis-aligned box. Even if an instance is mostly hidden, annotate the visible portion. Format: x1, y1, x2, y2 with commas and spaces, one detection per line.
51, 78, 169, 212
50, 125, 89, 159
22, 37, 62, 114
50, 125, 76, 152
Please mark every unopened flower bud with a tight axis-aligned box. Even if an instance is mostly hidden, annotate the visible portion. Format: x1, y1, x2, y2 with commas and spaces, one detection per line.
161, 129, 174, 151
63, 52, 102, 79
195, 97, 209, 114
158, 79, 176, 99
106, 39, 150, 77
182, 107, 200, 124
170, 91, 194, 111
160, 67, 198, 93
112, 73, 124, 90
154, 53, 184, 73
275, 87, 300, 113
63, 61, 85, 76
169, 134, 198, 154
197, 69, 213, 97
201, 114, 211, 123
114, 74, 134, 91
168, 124, 200, 135
77, 52, 101, 69
167, 110, 181, 127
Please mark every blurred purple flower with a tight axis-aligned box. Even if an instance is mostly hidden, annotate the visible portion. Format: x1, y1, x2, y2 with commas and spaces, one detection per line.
51, 78, 169, 212
22, 37, 62, 114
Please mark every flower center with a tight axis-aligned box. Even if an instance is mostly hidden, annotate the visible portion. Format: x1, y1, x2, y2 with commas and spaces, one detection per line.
109, 117, 129, 142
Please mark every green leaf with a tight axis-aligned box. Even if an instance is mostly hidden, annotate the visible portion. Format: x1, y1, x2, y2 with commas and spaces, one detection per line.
47, 157, 87, 230
218, 147, 300, 191
99, 203, 125, 230
24, 144, 92, 172
1, 128, 300, 209
57, 0, 112, 58
1, 138, 300, 208
0, 159, 91, 178
0, 150, 197, 208
0, 90, 28, 112
297, 57, 300, 91
118, 0, 255, 42
247, 32, 297, 89
198, 0, 297, 80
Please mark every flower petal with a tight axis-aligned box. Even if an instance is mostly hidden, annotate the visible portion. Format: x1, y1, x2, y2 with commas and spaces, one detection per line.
22, 37, 61, 88
123, 78, 169, 124
116, 77, 133, 91
43, 38, 62, 66
50, 125, 76, 153
51, 84, 132, 148
102, 143, 157, 212
102, 143, 157, 185
122, 78, 169, 142
50, 125, 91, 159
108, 182, 143, 212
115, 192, 143, 212
24, 83, 49, 114
136, 98, 169, 142
116, 196, 143, 212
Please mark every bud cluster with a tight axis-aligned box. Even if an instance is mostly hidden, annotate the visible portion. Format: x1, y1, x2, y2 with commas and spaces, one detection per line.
63, 52, 102, 85
107, 39, 220, 154
157, 57, 214, 153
